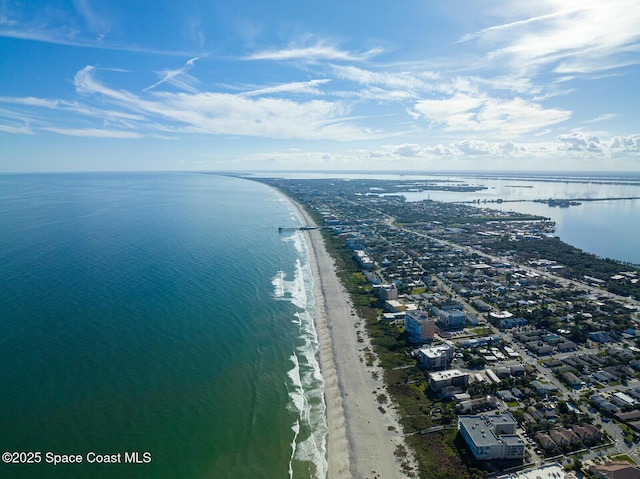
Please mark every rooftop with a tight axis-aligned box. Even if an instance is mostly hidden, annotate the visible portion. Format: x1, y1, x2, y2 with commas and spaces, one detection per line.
429, 369, 466, 381
459, 412, 521, 447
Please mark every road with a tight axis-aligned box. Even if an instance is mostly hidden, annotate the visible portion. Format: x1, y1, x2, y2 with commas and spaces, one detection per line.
396, 223, 640, 310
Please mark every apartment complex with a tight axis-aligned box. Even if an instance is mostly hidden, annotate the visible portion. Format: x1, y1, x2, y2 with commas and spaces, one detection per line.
458, 412, 525, 460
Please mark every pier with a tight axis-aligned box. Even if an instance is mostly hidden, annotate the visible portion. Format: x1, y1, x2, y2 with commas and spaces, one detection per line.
278, 226, 320, 233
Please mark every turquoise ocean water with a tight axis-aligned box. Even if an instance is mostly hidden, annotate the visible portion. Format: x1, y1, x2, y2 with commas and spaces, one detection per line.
0, 173, 326, 479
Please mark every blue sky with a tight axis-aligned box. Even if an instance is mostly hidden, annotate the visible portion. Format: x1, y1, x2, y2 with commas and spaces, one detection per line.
1, 0, 640, 172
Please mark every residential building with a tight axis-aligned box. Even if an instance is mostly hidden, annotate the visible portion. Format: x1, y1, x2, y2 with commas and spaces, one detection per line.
385, 299, 405, 313
353, 249, 374, 270
535, 432, 557, 450
572, 424, 602, 444
416, 344, 453, 369
433, 307, 466, 330
458, 396, 499, 413
345, 235, 365, 249
590, 461, 640, 479
458, 412, 525, 460
612, 392, 637, 408
503, 463, 577, 479
428, 369, 469, 392
375, 283, 398, 301
405, 310, 436, 342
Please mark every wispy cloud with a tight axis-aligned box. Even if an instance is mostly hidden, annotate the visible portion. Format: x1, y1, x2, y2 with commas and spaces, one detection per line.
72, 0, 111, 40
413, 92, 571, 136
240, 79, 331, 97
456, 8, 571, 44
11, 67, 360, 140
0, 95, 146, 123
0, 5, 198, 56
0, 24, 200, 56
143, 57, 202, 92
42, 127, 143, 138
583, 113, 617, 124
459, 0, 640, 76
245, 38, 382, 62
68, 65, 383, 140
0, 123, 33, 134
330, 65, 437, 95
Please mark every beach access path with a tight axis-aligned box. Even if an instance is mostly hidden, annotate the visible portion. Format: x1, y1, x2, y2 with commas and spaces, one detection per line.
292, 200, 416, 479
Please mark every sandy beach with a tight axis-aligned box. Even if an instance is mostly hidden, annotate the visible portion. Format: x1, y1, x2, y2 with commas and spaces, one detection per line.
291, 200, 416, 479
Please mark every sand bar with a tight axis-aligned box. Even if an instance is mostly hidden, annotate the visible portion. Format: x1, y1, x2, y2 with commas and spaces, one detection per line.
291, 198, 416, 479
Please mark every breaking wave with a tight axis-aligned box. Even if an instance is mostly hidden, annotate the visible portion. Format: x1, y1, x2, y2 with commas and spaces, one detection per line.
273, 232, 328, 478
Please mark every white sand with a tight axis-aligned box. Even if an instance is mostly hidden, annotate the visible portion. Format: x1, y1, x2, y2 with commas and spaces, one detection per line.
292, 200, 416, 479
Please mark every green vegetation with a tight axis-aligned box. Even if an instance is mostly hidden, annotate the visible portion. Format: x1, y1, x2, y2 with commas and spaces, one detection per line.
610, 453, 634, 463
317, 223, 488, 478
409, 430, 487, 479
486, 236, 640, 300
263, 178, 640, 478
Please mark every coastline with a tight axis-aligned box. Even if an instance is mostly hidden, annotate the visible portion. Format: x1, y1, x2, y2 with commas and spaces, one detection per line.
289, 197, 416, 479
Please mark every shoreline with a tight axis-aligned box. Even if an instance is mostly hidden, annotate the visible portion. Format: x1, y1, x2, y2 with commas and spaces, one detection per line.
289, 197, 416, 478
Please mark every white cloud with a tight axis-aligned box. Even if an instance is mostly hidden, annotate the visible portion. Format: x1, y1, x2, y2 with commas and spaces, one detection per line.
460, 0, 640, 75
143, 57, 202, 92
42, 127, 143, 138
71, 65, 381, 141
583, 113, 617, 124
391, 144, 422, 157
498, 141, 525, 155
557, 132, 603, 151
413, 92, 571, 136
0, 123, 33, 134
377, 140, 534, 161
610, 134, 640, 152
0, 96, 64, 108
0, 95, 146, 122
330, 65, 437, 91
72, 0, 111, 39
224, 133, 640, 171
423, 144, 456, 156
457, 9, 568, 44
453, 140, 495, 156
0, 7, 194, 56
245, 39, 382, 62
241, 79, 331, 97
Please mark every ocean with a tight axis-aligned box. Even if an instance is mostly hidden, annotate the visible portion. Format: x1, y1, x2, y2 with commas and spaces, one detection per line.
1, 170, 637, 479
0, 172, 326, 479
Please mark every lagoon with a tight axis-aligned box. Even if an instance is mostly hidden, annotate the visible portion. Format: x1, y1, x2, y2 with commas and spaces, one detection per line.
259, 172, 640, 265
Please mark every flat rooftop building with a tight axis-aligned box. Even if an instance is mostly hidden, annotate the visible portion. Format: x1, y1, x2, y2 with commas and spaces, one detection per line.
428, 368, 469, 392
405, 310, 436, 343
458, 412, 525, 460
416, 344, 453, 369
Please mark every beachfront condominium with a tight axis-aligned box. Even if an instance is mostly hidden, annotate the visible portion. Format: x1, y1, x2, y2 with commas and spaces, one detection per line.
457, 412, 525, 460
415, 344, 454, 369
405, 310, 436, 342
428, 369, 469, 392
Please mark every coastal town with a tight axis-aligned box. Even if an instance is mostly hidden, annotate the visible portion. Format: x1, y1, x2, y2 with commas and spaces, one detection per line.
263, 176, 640, 479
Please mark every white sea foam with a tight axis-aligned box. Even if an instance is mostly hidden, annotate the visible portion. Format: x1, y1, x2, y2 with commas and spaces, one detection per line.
287, 353, 306, 414
272, 270, 285, 298
289, 420, 300, 479
272, 257, 307, 311
280, 232, 328, 479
